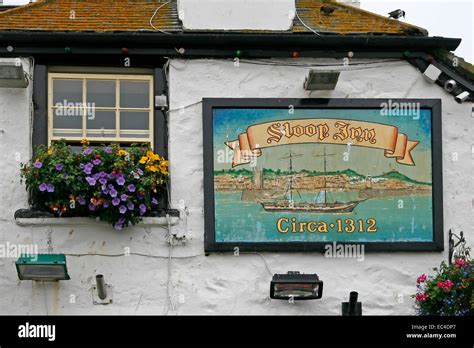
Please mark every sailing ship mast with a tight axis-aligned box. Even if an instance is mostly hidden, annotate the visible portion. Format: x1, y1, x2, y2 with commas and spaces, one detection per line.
280, 151, 302, 203
313, 147, 335, 204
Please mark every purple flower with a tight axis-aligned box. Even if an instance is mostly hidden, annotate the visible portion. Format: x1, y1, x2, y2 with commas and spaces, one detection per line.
79, 163, 85, 169
127, 184, 136, 192
112, 197, 120, 206
78, 196, 86, 205
86, 176, 97, 186
83, 147, 93, 155
101, 185, 109, 194
137, 168, 143, 176
114, 223, 123, 231
83, 163, 94, 175
118, 217, 126, 224
119, 205, 127, 214
103, 200, 110, 208
109, 188, 118, 198
63, 173, 69, 179
55, 163, 63, 171
88, 203, 96, 211
127, 202, 135, 211
139, 204, 147, 215
120, 194, 128, 201
92, 159, 101, 165
85, 176, 97, 186
151, 197, 158, 205
34, 161, 42, 169
99, 177, 107, 185
98, 171, 107, 178
116, 176, 125, 186
38, 183, 47, 192
46, 184, 55, 192
105, 146, 113, 154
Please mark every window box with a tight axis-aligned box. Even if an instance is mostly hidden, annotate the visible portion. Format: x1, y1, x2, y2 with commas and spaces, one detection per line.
20, 140, 170, 230
14, 208, 180, 227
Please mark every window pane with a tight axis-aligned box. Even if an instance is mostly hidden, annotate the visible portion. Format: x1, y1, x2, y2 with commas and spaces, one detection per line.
87, 80, 116, 108
53, 79, 83, 105
120, 81, 149, 108
87, 110, 116, 129
120, 111, 149, 130
53, 108, 82, 129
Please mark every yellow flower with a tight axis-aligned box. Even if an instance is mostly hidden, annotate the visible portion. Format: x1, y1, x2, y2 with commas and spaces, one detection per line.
152, 153, 161, 161
139, 156, 148, 164
47, 149, 53, 155
146, 150, 154, 158
80, 138, 90, 145
118, 149, 128, 157
145, 165, 159, 172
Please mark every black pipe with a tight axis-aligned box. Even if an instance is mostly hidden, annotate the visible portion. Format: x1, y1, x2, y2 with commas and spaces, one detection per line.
348, 291, 358, 315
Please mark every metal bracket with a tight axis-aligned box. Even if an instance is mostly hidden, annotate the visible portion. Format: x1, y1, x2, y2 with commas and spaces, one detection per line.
92, 284, 113, 305
448, 229, 468, 264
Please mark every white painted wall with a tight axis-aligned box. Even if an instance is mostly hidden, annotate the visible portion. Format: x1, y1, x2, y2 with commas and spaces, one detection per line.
177, 0, 296, 31
0, 56, 472, 315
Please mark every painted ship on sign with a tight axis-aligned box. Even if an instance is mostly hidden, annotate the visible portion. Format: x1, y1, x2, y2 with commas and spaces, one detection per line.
259, 149, 366, 213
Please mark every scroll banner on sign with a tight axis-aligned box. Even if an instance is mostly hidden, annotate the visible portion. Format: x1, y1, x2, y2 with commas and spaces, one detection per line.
225, 118, 419, 167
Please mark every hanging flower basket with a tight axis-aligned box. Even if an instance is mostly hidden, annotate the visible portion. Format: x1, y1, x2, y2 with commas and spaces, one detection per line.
20, 140, 169, 230
413, 252, 473, 316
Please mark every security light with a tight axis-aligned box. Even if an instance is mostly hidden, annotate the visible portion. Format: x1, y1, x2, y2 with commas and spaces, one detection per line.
16, 254, 70, 281
270, 271, 323, 300
304, 70, 340, 90
0, 63, 28, 88
455, 91, 470, 104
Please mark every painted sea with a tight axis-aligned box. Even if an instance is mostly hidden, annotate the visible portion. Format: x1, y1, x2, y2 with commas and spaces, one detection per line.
214, 191, 433, 242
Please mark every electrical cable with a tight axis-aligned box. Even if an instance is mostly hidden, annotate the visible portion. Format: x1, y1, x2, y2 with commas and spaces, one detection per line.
294, 7, 321, 37
149, 1, 173, 34
64, 252, 205, 259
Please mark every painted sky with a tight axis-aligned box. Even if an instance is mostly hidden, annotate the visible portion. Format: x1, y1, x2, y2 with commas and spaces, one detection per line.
213, 108, 433, 183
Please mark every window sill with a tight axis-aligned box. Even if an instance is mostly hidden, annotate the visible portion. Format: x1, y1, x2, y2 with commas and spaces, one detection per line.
14, 209, 180, 227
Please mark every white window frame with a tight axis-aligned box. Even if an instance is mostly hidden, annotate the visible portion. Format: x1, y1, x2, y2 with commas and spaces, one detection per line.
48, 73, 154, 146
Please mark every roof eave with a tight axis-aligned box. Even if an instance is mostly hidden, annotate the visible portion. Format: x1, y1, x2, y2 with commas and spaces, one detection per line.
0, 31, 462, 57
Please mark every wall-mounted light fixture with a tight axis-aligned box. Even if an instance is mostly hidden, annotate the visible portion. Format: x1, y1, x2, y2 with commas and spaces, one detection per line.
304, 70, 340, 90
423, 64, 442, 84
16, 254, 70, 281
341, 291, 362, 316
270, 271, 323, 300
0, 63, 28, 88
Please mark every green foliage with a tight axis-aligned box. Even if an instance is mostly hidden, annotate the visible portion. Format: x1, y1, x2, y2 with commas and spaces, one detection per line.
20, 140, 169, 230
413, 248, 473, 316
374, 170, 431, 186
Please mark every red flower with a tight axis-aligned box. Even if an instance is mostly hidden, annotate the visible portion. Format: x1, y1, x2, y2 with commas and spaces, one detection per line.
416, 293, 429, 301
437, 280, 454, 291
417, 274, 427, 283
454, 258, 467, 267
